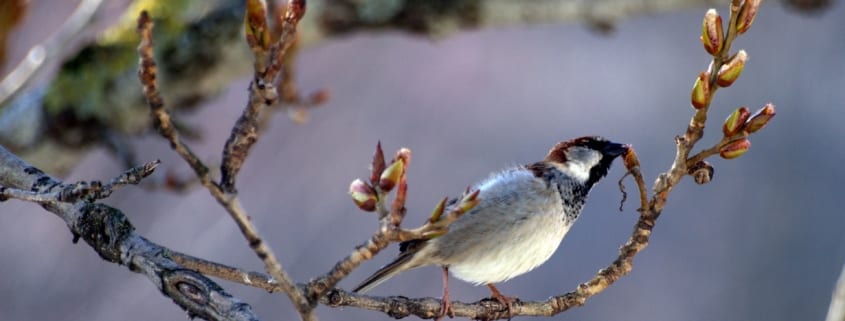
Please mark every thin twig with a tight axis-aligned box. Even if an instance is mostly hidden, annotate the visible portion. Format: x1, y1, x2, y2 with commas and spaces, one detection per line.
219, 0, 306, 193
171, 251, 280, 293
0, 160, 159, 204
0, 0, 103, 105
137, 12, 211, 185
136, 11, 312, 320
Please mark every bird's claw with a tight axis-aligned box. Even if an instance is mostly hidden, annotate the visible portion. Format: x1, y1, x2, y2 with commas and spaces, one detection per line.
435, 297, 454, 320
487, 284, 515, 320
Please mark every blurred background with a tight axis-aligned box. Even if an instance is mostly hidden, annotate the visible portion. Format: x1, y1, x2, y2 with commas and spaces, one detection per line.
1, 1, 844, 320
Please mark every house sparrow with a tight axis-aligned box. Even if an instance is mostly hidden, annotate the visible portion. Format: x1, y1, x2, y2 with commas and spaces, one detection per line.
353, 136, 629, 318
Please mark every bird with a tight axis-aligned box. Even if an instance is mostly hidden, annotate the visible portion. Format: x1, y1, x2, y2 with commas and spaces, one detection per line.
352, 136, 629, 318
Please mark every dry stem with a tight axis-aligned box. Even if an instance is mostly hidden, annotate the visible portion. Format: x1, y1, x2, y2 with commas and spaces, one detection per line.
136, 10, 312, 320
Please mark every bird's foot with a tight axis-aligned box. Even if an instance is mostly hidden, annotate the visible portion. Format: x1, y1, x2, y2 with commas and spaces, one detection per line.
435, 296, 454, 321
487, 284, 515, 320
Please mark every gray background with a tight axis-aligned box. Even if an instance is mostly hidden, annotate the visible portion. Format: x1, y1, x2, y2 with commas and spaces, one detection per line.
1, 1, 844, 321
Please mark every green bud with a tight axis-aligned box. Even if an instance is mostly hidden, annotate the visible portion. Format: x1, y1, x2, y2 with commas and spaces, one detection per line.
379, 160, 404, 192
720, 138, 751, 159
717, 50, 747, 87
244, 0, 270, 51
457, 189, 481, 214
428, 197, 448, 223
722, 106, 751, 137
691, 72, 711, 109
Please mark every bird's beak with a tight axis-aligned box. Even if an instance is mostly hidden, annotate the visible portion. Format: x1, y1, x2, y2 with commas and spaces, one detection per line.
602, 142, 629, 158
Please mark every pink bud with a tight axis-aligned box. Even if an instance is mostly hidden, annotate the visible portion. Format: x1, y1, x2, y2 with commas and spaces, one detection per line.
349, 179, 377, 212
745, 103, 776, 133
370, 142, 385, 185
736, 0, 761, 34
701, 9, 724, 56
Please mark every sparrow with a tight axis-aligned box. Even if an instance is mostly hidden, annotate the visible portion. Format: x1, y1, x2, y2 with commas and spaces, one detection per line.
352, 136, 629, 318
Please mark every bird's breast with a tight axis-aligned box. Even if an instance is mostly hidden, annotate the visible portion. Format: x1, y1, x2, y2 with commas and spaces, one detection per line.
445, 210, 571, 285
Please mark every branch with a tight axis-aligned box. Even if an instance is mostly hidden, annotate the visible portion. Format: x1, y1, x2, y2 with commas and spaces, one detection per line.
0, 0, 103, 105
0, 146, 260, 321
0, 159, 159, 204
136, 10, 313, 320
219, 0, 306, 192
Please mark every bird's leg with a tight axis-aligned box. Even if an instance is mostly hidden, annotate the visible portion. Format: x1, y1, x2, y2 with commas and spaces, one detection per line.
486, 284, 514, 319
436, 266, 454, 320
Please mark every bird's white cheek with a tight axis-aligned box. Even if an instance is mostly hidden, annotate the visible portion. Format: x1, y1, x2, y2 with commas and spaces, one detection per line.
554, 163, 590, 184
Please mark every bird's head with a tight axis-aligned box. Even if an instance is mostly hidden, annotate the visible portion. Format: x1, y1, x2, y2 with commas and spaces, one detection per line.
545, 136, 629, 188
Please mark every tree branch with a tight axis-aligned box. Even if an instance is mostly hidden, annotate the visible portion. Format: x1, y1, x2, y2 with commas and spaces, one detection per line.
0, 0, 103, 105
136, 10, 313, 320
0, 146, 260, 321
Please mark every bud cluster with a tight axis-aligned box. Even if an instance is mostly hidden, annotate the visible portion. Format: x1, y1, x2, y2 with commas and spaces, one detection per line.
348, 142, 411, 212
718, 103, 776, 160
424, 189, 480, 239
691, 0, 761, 110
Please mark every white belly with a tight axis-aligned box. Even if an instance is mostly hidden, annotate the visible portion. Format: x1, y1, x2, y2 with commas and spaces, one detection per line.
447, 214, 571, 285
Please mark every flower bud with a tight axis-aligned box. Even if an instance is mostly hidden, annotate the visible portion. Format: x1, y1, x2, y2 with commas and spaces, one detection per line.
349, 179, 377, 212
736, 0, 761, 34
745, 103, 776, 133
719, 138, 751, 159
456, 189, 481, 215
283, 0, 307, 24
701, 9, 724, 56
722, 106, 751, 137
395, 148, 411, 168
691, 72, 711, 109
370, 142, 385, 185
428, 197, 448, 223
244, 0, 270, 51
379, 160, 404, 192
717, 50, 747, 87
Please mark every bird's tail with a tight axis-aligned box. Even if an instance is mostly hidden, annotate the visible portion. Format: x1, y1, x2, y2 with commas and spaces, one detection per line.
352, 252, 417, 293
